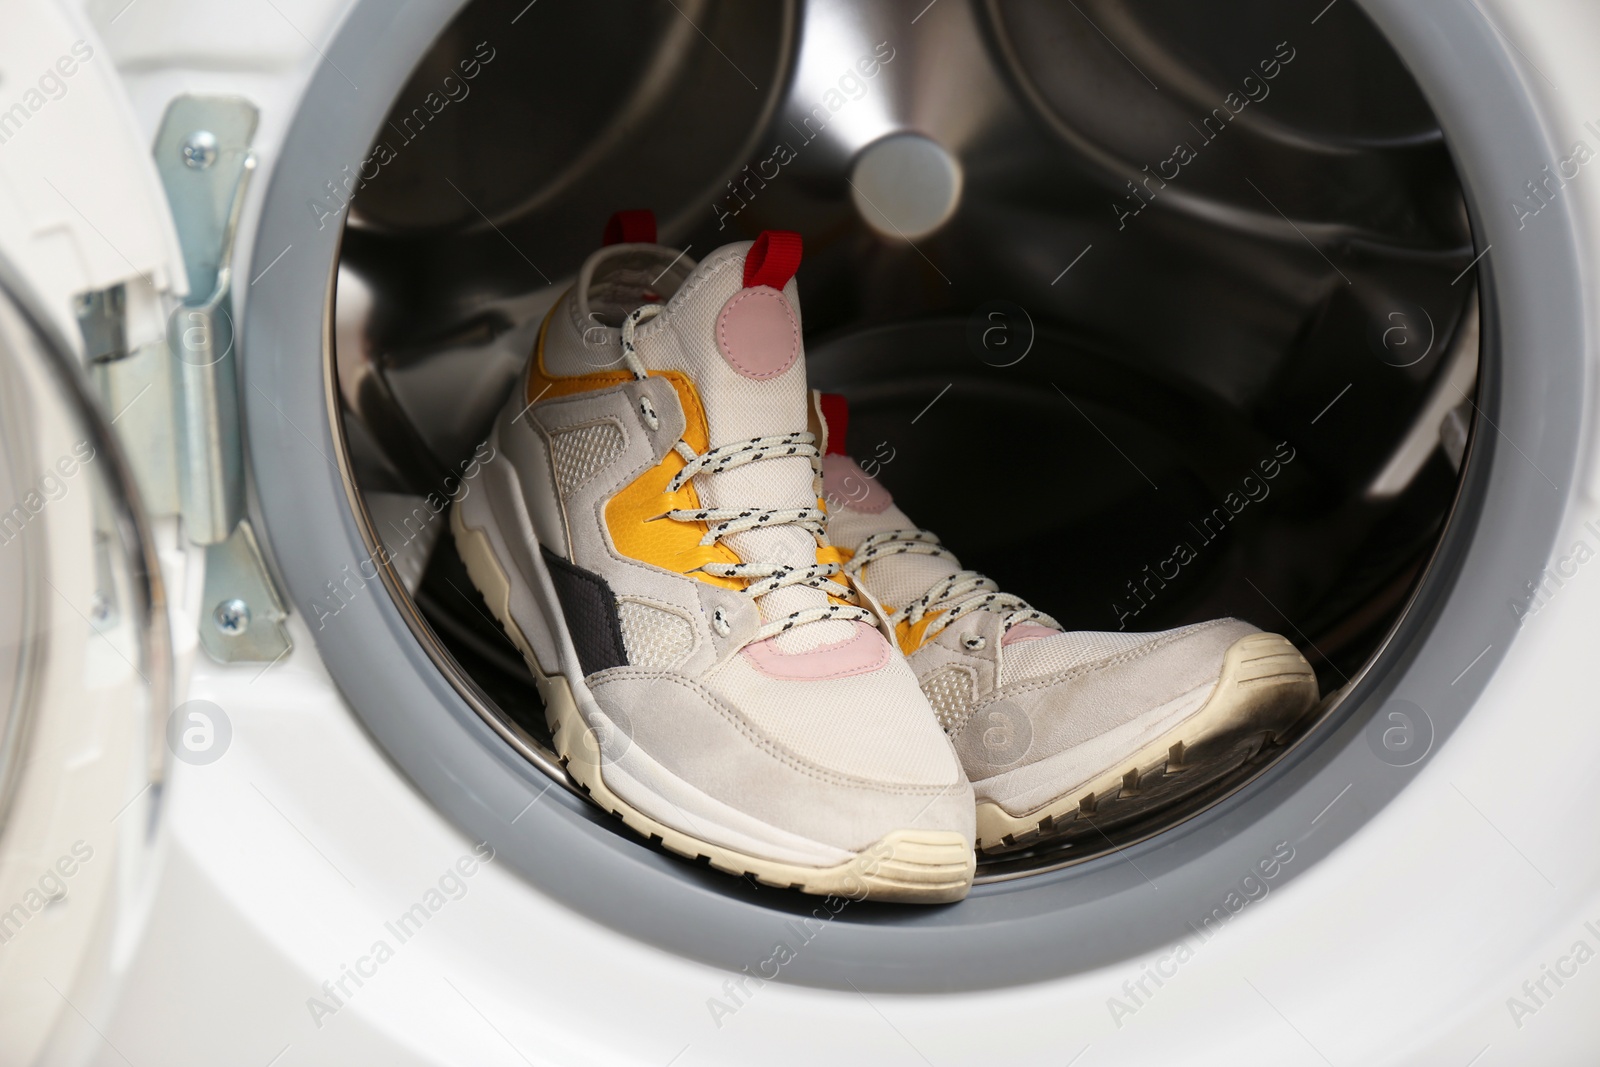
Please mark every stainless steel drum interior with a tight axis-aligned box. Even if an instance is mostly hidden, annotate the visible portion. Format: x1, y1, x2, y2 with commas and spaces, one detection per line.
330, 0, 1477, 883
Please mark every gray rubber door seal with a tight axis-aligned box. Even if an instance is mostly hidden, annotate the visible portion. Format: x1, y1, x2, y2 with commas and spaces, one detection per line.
241, 0, 1583, 991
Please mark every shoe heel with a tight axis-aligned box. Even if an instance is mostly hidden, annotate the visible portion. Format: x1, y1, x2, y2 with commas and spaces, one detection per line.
450, 425, 567, 682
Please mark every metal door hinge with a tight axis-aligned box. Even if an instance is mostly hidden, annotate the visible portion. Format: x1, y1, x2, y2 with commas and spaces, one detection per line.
153, 95, 291, 664
155, 95, 257, 547
200, 520, 290, 664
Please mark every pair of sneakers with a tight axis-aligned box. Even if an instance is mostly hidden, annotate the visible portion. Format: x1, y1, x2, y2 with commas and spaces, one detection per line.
452, 215, 1318, 904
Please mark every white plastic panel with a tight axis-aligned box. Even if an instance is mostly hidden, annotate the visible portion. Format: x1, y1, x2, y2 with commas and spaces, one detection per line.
0, 3, 183, 346
0, 285, 165, 1067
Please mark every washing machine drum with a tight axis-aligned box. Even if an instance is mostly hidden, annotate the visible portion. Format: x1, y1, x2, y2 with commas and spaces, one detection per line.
244, 0, 1585, 1022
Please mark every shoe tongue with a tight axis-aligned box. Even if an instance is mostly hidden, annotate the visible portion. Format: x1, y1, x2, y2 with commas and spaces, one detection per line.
630, 237, 806, 438
625, 237, 850, 652
825, 453, 1059, 651
824, 455, 967, 613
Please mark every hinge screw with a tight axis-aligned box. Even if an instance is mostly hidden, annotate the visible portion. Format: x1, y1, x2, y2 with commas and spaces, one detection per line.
214, 598, 251, 635
182, 130, 218, 170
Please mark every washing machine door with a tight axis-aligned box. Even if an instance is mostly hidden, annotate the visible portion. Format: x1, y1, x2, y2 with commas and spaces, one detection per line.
0, 7, 182, 1061
0, 258, 175, 1064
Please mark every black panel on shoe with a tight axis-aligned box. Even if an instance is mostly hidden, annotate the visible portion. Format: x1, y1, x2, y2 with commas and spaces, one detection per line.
541, 546, 628, 675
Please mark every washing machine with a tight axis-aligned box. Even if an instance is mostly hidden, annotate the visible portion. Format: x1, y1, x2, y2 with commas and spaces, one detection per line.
2, 0, 1599, 1063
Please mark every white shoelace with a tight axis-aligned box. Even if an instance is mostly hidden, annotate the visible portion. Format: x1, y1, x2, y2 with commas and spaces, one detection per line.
842, 528, 1060, 642
621, 305, 872, 640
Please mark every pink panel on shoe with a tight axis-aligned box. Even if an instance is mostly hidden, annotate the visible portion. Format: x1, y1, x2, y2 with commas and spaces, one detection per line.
741, 622, 890, 680
822, 454, 893, 514
1002, 623, 1058, 646
716, 287, 800, 381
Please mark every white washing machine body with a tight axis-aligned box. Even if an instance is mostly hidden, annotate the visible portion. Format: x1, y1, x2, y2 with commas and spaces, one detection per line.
1, 1, 1599, 1065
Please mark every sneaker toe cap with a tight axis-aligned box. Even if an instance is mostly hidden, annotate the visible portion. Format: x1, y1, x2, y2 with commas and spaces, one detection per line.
588, 666, 974, 856
959, 617, 1263, 772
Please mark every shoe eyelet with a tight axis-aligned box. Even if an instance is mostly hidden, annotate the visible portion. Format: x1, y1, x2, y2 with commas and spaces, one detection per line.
963, 635, 987, 651
712, 607, 731, 637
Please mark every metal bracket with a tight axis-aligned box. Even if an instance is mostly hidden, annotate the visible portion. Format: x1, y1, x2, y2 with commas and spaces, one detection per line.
154, 95, 256, 547
199, 520, 291, 664
155, 96, 292, 663
74, 285, 128, 365
95, 337, 182, 516
80, 281, 184, 516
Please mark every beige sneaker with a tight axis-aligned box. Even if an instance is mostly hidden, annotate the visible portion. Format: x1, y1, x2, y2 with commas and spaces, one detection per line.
453, 217, 974, 901
821, 405, 1318, 853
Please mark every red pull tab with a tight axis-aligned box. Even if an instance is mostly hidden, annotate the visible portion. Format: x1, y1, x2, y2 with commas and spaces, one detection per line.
743, 230, 803, 290
602, 209, 657, 245
819, 393, 849, 455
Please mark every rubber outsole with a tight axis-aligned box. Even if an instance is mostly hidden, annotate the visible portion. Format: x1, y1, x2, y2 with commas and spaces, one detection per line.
450, 497, 975, 903
974, 632, 1319, 853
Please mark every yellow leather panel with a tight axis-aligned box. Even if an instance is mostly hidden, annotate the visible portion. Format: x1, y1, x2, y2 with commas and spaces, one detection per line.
528, 302, 841, 594
605, 372, 745, 590
525, 306, 632, 403
895, 611, 946, 656
523, 306, 745, 589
